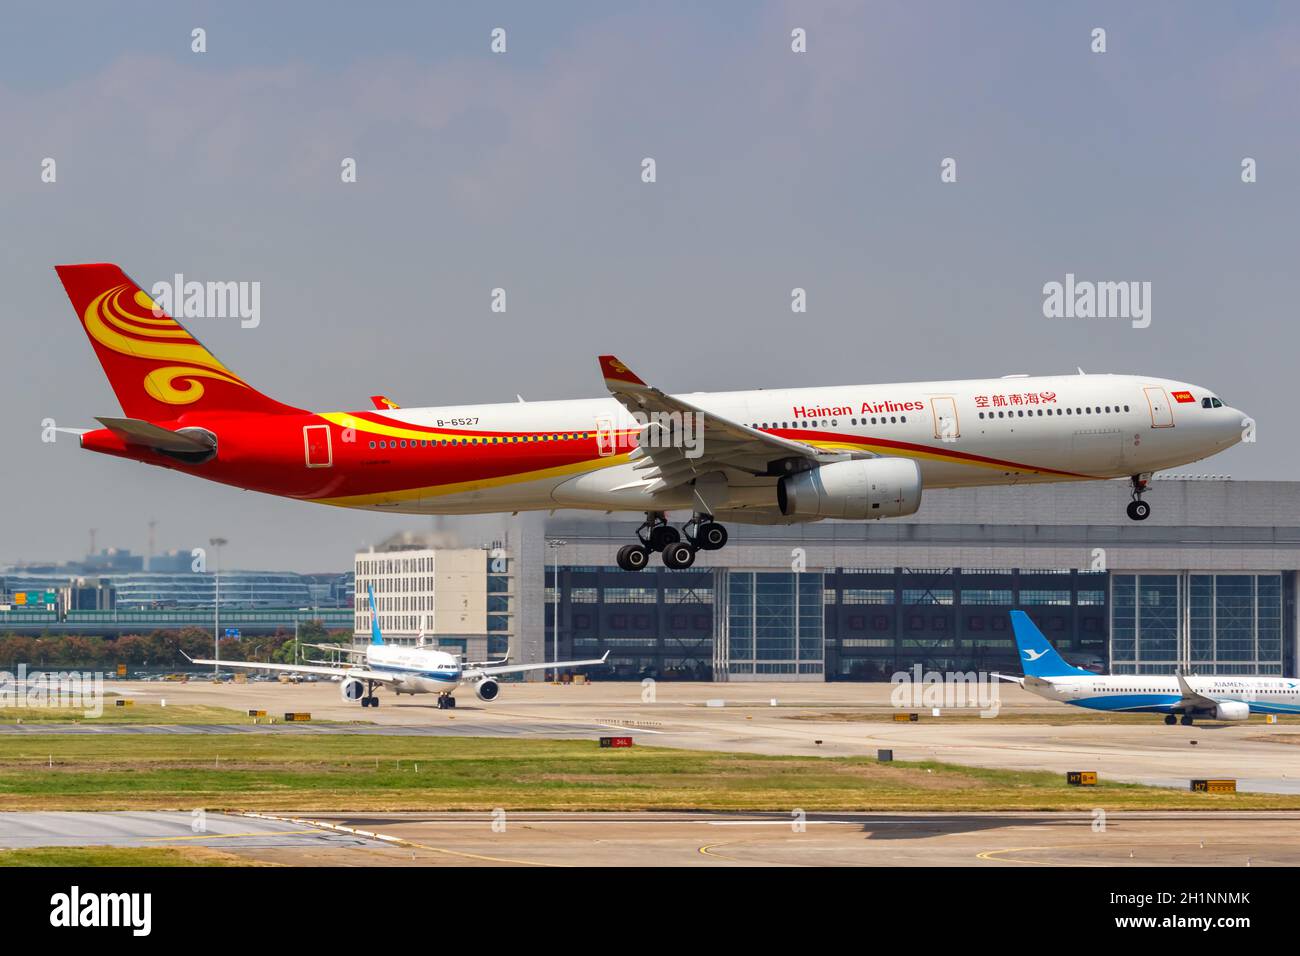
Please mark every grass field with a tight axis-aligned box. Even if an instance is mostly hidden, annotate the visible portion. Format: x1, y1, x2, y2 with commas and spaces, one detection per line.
0, 703, 351, 725
0, 734, 1293, 812
0, 846, 260, 867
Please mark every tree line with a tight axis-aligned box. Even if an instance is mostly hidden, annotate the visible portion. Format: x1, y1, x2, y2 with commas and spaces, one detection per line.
0, 621, 349, 670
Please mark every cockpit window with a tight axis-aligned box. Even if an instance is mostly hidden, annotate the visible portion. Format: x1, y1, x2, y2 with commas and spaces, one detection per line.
1202, 398, 1212, 408
1202, 396, 1225, 409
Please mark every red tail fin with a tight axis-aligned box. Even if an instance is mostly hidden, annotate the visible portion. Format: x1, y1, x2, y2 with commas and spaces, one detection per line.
55, 263, 304, 420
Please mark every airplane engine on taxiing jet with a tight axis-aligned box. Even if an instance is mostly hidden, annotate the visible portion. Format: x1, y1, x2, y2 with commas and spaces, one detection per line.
340, 678, 365, 702
777, 458, 922, 520
475, 679, 500, 702
1214, 701, 1250, 721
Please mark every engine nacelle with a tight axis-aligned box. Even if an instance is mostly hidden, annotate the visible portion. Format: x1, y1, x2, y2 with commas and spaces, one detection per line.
778, 458, 922, 520
475, 679, 501, 702
1214, 700, 1250, 721
340, 677, 365, 702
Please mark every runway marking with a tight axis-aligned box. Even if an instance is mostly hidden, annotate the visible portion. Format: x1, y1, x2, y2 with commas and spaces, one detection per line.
241, 811, 565, 867
976, 845, 1082, 866
976, 842, 1234, 866
698, 841, 745, 862
140, 829, 320, 842
704, 820, 851, 827
395, 837, 569, 868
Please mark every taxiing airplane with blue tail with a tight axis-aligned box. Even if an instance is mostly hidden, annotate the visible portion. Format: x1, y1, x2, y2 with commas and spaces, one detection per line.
187, 585, 608, 710
995, 610, 1300, 725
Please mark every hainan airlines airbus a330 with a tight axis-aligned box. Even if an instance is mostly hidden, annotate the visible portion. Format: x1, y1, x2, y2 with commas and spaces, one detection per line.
57, 263, 1247, 571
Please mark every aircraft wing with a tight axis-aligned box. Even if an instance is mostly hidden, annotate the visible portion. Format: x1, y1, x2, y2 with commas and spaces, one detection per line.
183, 654, 400, 685
300, 641, 365, 658
464, 651, 610, 681
598, 355, 863, 494
1175, 674, 1218, 710
990, 672, 1025, 686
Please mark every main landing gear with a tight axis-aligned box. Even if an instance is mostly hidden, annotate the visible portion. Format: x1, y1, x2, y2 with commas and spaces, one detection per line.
616, 512, 728, 571
436, 694, 457, 710
1126, 474, 1152, 521
361, 680, 380, 707
1165, 713, 1193, 726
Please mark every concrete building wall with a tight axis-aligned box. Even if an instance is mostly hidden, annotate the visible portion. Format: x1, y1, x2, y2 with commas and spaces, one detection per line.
533, 480, 1300, 680
431, 549, 487, 634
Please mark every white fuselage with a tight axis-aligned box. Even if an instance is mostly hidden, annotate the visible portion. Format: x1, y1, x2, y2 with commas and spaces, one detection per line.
1025, 674, 1300, 716
363, 644, 462, 694
345, 372, 1245, 517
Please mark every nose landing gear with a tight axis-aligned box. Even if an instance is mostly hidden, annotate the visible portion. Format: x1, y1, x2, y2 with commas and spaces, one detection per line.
1126, 474, 1152, 521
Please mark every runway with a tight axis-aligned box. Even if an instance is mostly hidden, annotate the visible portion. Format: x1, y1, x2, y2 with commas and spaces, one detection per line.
13, 679, 1299, 794
0, 811, 388, 851
126, 810, 1300, 867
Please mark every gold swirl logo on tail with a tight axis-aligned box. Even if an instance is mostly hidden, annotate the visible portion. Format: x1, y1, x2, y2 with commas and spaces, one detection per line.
84, 285, 251, 405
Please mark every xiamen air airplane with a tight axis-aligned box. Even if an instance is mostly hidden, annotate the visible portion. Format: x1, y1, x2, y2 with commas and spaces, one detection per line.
997, 610, 1300, 725
57, 263, 1247, 572
186, 586, 607, 708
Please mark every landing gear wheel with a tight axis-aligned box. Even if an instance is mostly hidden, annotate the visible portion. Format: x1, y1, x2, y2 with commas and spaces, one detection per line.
1180, 714, 1194, 726
1126, 500, 1151, 521
662, 541, 697, 569
436, 695, 457, 710
1164, 714, 1177, 726
648, 525, 680, 552
1127, 474, 1151, 521
694, 522, 728, 551
616, 544, 651, 572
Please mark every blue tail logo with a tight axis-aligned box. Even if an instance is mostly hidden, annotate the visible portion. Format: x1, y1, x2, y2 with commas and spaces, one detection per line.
367, 585, 384, 646
1009, 610, 1089, 678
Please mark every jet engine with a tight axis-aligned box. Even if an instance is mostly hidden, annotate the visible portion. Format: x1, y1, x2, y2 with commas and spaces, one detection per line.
1213, 700, 1250, 721
778, 458, 922, 520
475, 679, 501, 702
340, 677, 365, 702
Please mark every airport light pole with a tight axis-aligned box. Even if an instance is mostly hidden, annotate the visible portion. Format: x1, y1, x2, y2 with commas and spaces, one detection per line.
209, 537, 227, 677
546, 539, 566, 681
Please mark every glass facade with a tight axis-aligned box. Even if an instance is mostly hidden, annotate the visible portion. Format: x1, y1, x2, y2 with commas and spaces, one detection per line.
1111, 573, 1284, 675
540, 562, 1293, 681
717, 571, 824, 679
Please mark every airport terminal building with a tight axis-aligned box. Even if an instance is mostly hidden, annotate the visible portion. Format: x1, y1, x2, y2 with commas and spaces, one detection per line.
511, 479, 1299, 681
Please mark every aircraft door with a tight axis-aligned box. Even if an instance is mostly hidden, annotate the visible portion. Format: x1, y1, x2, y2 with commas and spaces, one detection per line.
931, 396, 960, 442
303, 424, 333, 467
1143, 386, 1174, 428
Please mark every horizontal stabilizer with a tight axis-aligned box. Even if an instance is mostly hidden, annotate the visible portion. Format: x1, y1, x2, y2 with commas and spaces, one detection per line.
95, 416, 214, 453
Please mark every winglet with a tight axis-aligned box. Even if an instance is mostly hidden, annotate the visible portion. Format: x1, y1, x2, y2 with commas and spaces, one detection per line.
370, 395, 400, 410
367, 584, 384, 646
598, 355, 647, 388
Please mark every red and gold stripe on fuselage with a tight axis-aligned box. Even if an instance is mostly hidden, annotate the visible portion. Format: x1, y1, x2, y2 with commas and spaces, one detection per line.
303, 414, 1097, 510
141, 410, 1099, 513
